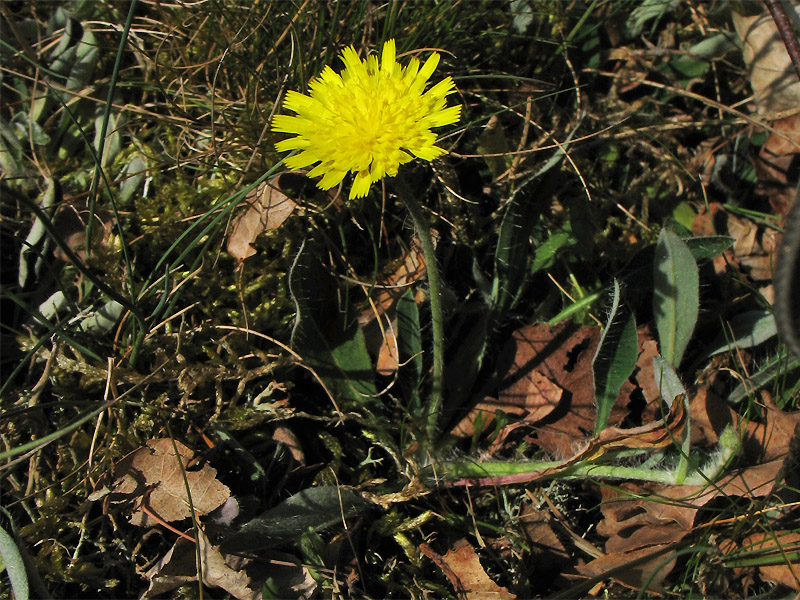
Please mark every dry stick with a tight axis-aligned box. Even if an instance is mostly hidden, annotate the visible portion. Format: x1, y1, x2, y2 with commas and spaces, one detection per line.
763, 0, 800, 81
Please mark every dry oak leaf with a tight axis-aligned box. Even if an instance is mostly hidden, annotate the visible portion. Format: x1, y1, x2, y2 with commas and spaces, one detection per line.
691, 202, 777, 301
143, 529, 256, 600
493, 322, 628, 458
755, 114, 800, 218
113, 438, 230, 526
599, 457, 785, 541
422, 538, 515, 600
590, 458, 785, 594
227, 174, 297, 261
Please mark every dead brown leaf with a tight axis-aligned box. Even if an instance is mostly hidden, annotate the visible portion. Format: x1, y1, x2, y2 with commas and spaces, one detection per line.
577, 537, 679, 594
359, 240, 426, 376
423, 538, 516, 600
142, 528, 316, 600
112, 439, 230, 526
634, 335, 662, 409
732, 8, 800, 116
593, 454, 785, 591
143, 529, 256, 600
227, 175, 297, 261
272, 426, 305, 465
690, 389, 800, 463
755, 113, 800, 218
51, 203, 114, 262
734, 531, 800, 591
488, 322, 629, 458
586, 455, 786, 594
691, 203, 778, 301
518, 504, 572, 571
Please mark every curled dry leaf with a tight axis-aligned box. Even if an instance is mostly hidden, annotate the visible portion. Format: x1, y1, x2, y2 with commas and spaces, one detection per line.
143, 529, 254, 600
577, 538, 680, 594
272, 425, 305, 465
518, 504, 574, 585
691, 388, 800, 463
593, 456, 786, 593
112, 438, 230, 526
227, 174, 297, 261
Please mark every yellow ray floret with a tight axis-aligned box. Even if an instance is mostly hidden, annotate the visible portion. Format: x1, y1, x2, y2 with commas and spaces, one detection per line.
272, 39, 461, 199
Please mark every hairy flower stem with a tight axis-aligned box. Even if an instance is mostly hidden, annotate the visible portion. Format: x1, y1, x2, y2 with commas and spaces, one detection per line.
395, 175, 445, 443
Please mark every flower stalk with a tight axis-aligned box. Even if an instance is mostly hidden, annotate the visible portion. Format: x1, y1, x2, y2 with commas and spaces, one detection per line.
272, 39, 461, 442
395, 175, 445, 441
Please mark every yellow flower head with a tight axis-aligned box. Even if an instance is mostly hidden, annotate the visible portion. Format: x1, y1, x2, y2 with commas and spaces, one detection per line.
272, 39, 461, 199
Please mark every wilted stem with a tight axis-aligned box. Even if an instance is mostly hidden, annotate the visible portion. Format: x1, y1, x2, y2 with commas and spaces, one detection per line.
395, 175, 444, 443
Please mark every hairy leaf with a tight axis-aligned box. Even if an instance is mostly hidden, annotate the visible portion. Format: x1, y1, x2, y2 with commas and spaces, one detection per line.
220, 486, 369, 552
0, 526, 28, 600
593, 280, 638, 433
653, 228, 699, 367
289, 241, 377, 406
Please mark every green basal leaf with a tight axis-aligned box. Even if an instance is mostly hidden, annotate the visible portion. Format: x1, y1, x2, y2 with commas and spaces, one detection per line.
66, 27, 98, 91
289, 241, 377, 406
669, 54, 709, 79
728, 351, 800, 405
220, 486, 369, 553
592, 279, 638, 433
492, 131, 574, 314
705, 310, 778, 357
119, 153, 148, 205
653, 228, 699, 367
79, 300, 125, 334
685, 236, 735, 261
671, 202, 697, 232
0, 526, 28, 600
626, 0, 673, 38
396, 289, 422, 414
652, 355, 686, 406
531, 226, 577, 274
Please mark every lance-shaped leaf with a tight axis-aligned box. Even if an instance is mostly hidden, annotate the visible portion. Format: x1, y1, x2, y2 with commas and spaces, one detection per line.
220, 486, 369, 553
592, 280, 638, 433
0, 526, 28, 600
289, 241, 377, 406
653, 228, 698, 367
396, 289, 423, 414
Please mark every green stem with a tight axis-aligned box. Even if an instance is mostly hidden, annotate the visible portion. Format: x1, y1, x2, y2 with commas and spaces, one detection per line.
429, 424, 740, 487
395, 175, 444, 442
